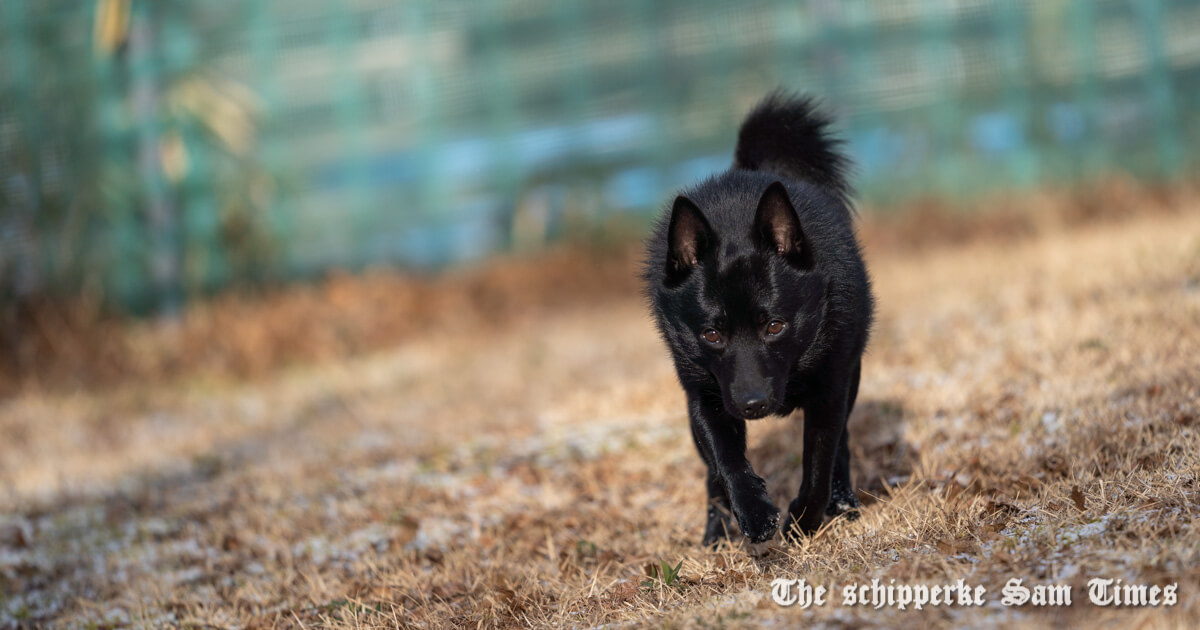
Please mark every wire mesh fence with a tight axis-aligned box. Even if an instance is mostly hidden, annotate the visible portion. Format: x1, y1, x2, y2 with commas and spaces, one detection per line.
2, 0, 1199, 312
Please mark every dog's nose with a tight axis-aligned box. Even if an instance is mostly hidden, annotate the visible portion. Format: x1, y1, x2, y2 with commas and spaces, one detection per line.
739, 395, 768, 418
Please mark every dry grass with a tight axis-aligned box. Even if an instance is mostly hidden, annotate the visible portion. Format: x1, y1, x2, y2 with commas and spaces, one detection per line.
2, 198, 1199, 628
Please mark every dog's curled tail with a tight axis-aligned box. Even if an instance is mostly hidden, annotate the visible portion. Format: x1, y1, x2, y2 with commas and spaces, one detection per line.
733, 90, 853, 206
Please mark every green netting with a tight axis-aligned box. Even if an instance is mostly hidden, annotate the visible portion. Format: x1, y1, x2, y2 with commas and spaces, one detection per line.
2, 0, 1199, 312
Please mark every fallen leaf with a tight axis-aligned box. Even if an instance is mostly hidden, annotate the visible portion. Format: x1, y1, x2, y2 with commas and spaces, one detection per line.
1070, 486, 1086, 512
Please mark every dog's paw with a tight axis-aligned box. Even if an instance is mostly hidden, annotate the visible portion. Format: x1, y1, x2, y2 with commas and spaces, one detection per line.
701, 505, 735, 547
783, 497, 823, 541
733, 493, 780, 543
824, 490, 862, 521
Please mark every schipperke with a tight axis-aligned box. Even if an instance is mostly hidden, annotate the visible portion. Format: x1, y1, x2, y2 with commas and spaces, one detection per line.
643, 91, 873, 545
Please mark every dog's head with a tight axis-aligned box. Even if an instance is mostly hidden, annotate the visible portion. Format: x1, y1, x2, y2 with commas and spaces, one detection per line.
657, 181, 828, 420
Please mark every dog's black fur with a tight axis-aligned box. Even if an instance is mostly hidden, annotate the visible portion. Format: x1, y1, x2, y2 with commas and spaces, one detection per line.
643, 91, 873, 545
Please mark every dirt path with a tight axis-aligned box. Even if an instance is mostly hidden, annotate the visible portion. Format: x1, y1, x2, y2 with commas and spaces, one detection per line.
3, 209, 1199, 628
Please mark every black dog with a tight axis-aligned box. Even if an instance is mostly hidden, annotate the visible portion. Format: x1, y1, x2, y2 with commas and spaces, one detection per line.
643, 92, 873, 545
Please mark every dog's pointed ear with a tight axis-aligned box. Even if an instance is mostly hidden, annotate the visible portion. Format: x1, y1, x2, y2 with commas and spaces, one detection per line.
665, 195, 712, 282
753, 182, 807, 264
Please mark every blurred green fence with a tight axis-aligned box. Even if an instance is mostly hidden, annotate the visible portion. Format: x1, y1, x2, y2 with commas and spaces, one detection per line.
3, 0, 1199, 313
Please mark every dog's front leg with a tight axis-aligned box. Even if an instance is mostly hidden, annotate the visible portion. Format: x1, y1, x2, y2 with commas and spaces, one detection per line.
785, 387, 848, 539
689, 419, 735, 546
688, 393, 779, 543
827, 359, 862, 520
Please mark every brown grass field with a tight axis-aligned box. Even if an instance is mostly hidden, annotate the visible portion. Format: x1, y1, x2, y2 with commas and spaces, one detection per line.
2, 193, 1199, 628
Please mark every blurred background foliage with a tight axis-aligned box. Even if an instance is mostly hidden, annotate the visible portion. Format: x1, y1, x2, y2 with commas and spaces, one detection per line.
2, 0, 1199, 314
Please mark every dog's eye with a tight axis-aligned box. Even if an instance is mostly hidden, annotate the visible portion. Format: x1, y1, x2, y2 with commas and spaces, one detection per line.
765, 320, 786, 336
701, 329, 723, 344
